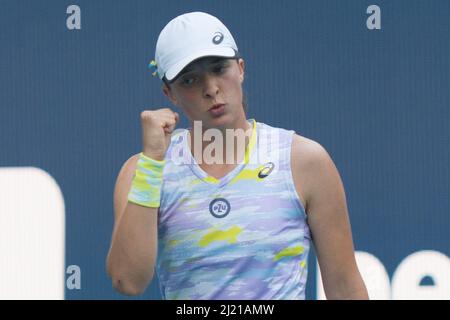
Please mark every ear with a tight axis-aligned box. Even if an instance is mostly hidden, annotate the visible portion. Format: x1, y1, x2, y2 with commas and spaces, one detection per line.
162, 84, 178, 106
238, 58, 245, 83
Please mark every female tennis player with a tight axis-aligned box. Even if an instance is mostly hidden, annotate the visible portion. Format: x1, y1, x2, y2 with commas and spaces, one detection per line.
107, 11, 368, 300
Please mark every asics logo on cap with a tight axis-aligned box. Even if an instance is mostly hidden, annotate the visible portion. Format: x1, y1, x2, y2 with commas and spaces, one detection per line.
212, 32, 224, 44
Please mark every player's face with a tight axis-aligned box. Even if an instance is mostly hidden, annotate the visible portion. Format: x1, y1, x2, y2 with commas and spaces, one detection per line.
163, 57, 245, 129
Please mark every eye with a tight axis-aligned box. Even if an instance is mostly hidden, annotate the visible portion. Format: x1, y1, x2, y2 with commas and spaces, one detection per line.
180, 77, 196, 86
213, 63, 227, 74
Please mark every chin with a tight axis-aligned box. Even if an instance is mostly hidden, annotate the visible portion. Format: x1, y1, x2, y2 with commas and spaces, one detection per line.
208, 114, 236, 130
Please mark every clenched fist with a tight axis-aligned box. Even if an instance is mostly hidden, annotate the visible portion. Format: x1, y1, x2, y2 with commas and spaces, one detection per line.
140, 108, 179, 161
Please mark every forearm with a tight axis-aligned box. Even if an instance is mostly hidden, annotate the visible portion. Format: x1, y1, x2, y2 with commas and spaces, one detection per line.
107, 202, 158, 295
340, 287, 369, 300
325, 273, 369, 300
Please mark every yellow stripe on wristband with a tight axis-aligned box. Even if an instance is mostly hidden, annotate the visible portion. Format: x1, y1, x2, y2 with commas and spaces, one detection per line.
127, 153, 166, 208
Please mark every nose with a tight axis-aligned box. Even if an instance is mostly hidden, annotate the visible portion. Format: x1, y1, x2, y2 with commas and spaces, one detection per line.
202, 74, 219, 98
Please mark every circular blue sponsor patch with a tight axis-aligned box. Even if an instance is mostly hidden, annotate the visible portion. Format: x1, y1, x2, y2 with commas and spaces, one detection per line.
209, 198, 231, 218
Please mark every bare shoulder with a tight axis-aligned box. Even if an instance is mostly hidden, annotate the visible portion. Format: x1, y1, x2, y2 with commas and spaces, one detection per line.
291, 134, 337, 211
291, 134, 328, 161
113, 153, 141, 220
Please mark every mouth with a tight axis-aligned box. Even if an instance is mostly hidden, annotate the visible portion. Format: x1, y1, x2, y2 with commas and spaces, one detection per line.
208, 103, 226, 117
209, 103, 225, 111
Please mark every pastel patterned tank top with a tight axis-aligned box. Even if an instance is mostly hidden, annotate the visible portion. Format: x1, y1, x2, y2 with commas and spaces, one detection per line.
156, 119, 311, 299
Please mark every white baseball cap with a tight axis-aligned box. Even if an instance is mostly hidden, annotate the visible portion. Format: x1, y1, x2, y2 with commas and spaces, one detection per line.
151, 12, 238, 82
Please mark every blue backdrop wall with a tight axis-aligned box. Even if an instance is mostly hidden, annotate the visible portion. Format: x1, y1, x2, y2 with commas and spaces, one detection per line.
0, 0, 449, 299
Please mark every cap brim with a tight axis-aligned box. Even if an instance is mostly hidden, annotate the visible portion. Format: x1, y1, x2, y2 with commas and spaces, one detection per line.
164, 47, 236, 81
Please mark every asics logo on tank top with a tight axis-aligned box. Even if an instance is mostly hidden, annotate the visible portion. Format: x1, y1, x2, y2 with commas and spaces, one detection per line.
212, 32, 224, 44
258, 162, 275, 179
209, 198, 231, 218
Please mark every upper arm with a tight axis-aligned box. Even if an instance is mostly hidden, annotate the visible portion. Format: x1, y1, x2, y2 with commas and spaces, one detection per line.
292, 135, 366, 299
113, 153, 141, 222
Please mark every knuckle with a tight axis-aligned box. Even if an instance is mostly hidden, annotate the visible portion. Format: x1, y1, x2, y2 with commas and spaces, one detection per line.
140, 110, 150, 118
